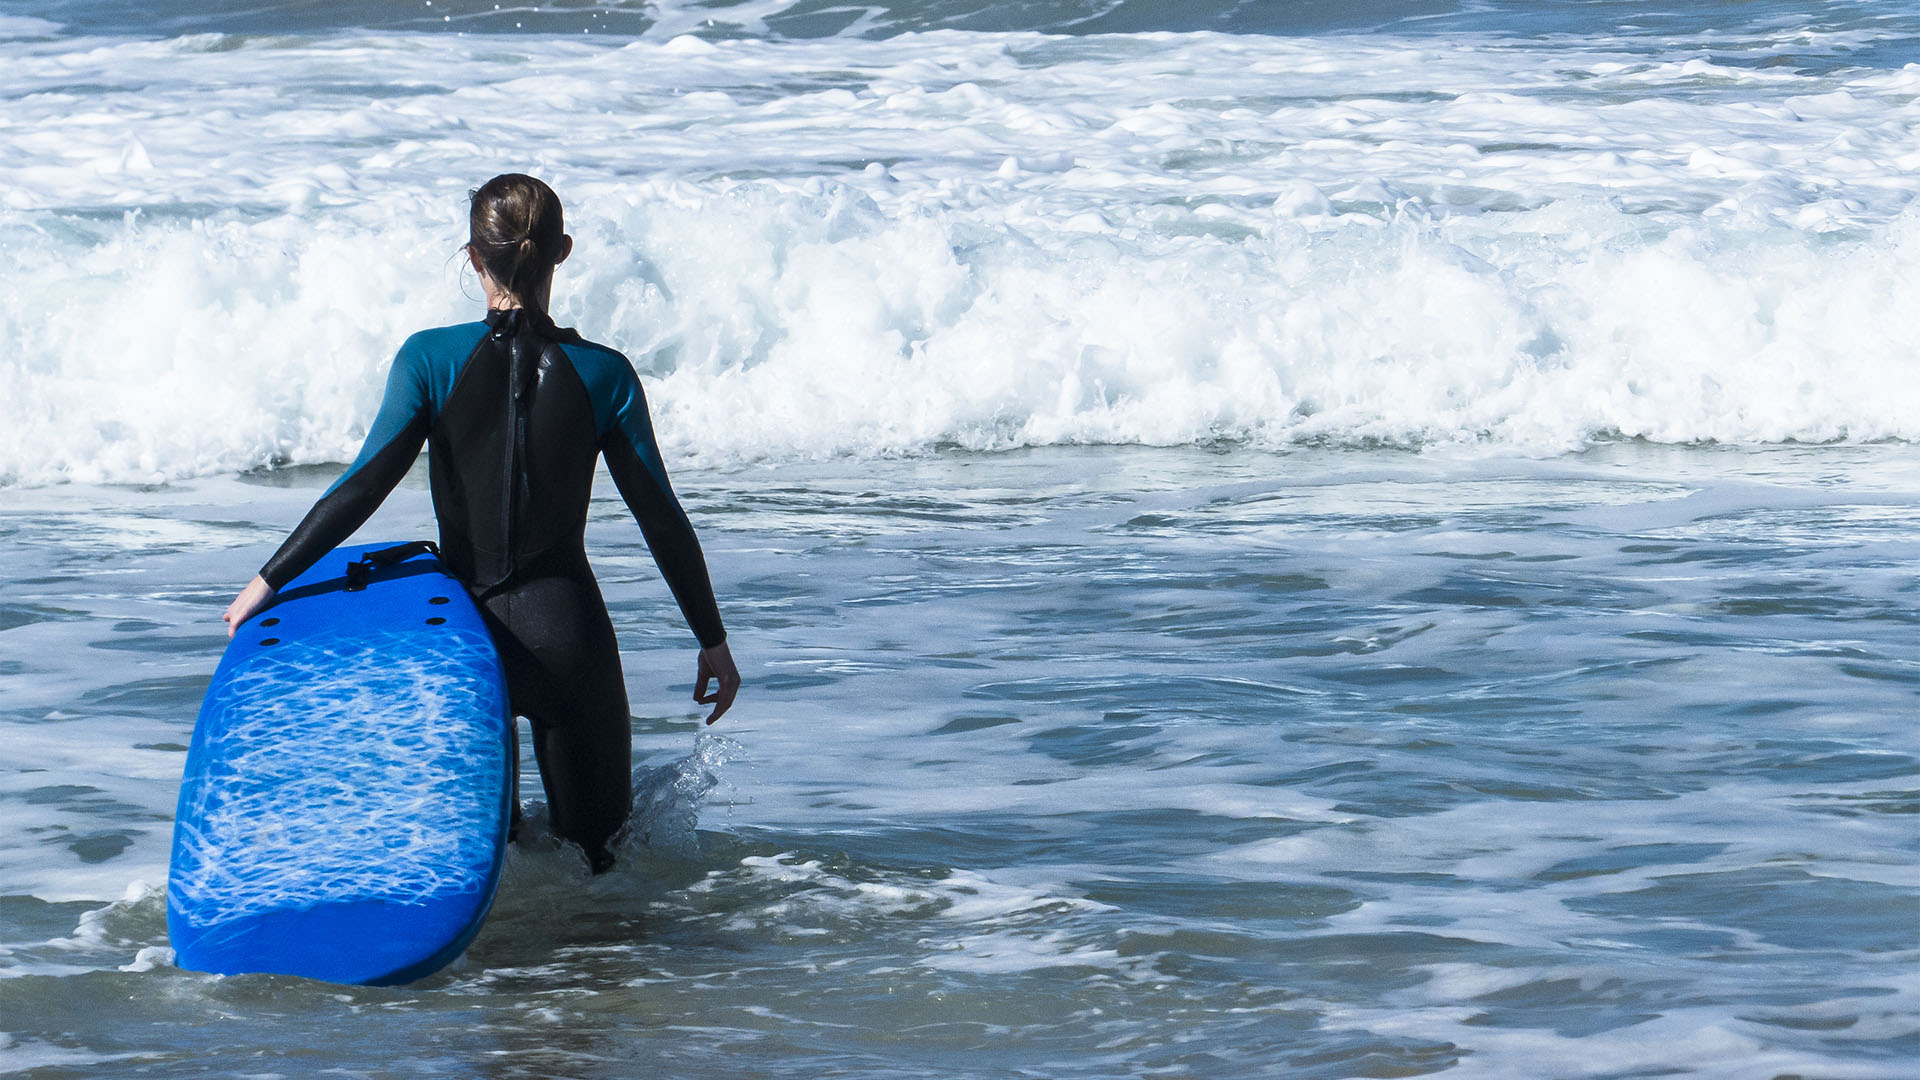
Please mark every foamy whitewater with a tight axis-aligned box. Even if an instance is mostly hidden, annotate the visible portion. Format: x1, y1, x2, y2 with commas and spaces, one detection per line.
2, 1, 1917, 1077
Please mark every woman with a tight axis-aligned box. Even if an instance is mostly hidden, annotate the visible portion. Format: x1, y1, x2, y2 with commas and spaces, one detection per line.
223, 174, 739, 873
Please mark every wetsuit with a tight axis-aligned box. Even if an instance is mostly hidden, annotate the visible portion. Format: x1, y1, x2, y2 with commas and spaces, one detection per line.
258, 309, 725, 870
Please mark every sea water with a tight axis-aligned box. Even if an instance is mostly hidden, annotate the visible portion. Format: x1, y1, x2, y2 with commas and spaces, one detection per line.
1, 1, 1917, 1076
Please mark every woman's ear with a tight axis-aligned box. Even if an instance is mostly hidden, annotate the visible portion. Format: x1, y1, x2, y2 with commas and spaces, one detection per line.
556, 234, 574, 265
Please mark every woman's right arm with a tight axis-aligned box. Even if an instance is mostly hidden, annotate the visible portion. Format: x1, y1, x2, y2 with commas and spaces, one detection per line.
223, 574, 276, 638
242, 343, 433, 613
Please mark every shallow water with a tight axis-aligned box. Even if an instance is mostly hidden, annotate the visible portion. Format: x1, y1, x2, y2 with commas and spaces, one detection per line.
2, 444, 1916, 1077
4, 0, 1919, 1072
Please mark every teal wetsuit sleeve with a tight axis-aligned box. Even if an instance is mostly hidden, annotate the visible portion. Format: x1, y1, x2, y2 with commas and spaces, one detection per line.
596, 358, 727, 648
258, 341, 432, 590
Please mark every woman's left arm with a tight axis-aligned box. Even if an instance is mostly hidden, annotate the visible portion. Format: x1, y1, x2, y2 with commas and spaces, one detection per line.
598, 360, 737, 722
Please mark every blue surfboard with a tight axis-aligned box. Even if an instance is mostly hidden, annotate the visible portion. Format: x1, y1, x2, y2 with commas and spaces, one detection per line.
168, 542, 513, 985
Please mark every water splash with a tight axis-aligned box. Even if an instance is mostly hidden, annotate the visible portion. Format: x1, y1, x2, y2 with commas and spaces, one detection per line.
620, 733, 744, 860
499, 733, 743, 873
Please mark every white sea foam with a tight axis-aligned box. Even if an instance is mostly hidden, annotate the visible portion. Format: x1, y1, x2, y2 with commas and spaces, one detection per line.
1317, 978, 1920, 1080
0, 1040, 140, 1076
693, 853, 1122, 973
0, 17, 60, 40
2, 29, 1916, 484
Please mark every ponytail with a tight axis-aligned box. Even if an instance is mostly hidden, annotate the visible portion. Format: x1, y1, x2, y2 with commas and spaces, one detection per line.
468, 174, 565, 308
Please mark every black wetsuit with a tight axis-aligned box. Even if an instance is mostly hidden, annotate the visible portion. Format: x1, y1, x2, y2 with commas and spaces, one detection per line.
258, 309, 725, 869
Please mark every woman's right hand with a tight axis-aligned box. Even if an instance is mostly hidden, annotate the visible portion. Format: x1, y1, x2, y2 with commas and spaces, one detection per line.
694, 641, 740, 725
223, 575, 276, 638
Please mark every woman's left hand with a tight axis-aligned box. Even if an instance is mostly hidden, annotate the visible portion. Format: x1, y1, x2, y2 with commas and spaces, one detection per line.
694, 641, 740, 725
224, 575, 276, 638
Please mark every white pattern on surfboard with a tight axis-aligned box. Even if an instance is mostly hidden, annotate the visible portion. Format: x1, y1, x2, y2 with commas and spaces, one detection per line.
169, 628, 506, 929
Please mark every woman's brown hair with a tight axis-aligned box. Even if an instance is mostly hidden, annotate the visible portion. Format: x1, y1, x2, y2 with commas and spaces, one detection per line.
468, 173, 566, 308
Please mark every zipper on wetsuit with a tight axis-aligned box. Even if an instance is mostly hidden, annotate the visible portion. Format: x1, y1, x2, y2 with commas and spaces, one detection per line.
503, 317, 534, 585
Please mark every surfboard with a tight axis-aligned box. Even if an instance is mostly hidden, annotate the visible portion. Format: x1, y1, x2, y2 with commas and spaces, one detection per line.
167, 542, 513, 985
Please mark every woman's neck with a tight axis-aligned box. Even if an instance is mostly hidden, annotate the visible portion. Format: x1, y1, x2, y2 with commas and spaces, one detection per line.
480, 274, 552, 315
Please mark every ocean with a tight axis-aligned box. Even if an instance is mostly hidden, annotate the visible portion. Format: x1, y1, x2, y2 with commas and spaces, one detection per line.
1, 0, 1916, 1076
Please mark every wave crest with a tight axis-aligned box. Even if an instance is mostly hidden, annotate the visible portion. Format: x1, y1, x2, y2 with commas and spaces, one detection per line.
6, 184, 1918, 486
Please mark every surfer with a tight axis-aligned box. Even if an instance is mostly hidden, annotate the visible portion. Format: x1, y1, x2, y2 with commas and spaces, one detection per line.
222, 174, 739, 873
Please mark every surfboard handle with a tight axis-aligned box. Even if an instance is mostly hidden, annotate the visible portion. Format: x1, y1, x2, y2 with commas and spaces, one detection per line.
343, 540, 443, 591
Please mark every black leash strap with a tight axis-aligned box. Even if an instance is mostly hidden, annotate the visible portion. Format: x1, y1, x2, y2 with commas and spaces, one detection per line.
343, 540, 441, 591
